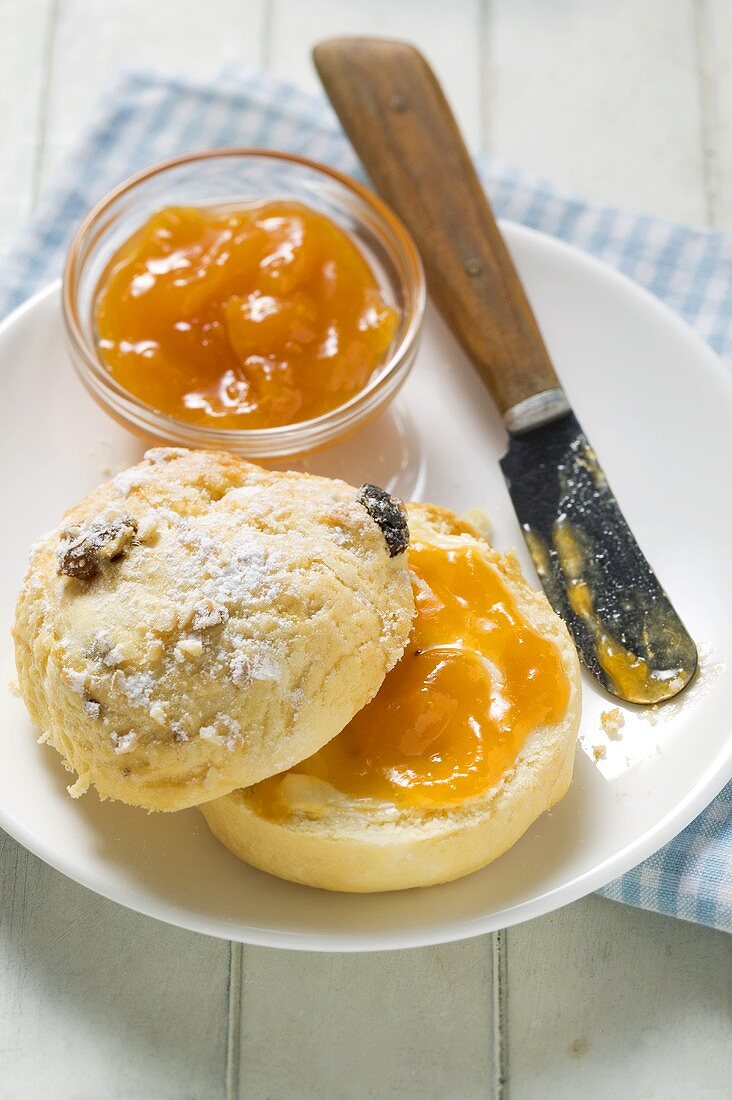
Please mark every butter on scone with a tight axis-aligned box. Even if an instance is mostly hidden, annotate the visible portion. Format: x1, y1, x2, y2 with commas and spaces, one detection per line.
201, 503, 582, 892
13, 449, 414, 811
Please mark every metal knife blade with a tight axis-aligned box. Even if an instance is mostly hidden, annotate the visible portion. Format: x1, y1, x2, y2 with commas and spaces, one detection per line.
500, 411, 697, 702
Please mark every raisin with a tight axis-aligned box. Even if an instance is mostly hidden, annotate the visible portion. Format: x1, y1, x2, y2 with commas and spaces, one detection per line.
57, 515, 138, 581
56, 531, 101, 580
357, 484, 409, 557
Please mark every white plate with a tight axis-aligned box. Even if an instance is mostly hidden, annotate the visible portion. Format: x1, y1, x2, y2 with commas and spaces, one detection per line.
1, 223, 730, 951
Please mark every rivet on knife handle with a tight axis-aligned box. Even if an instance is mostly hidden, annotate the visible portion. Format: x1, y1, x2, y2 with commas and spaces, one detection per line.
314, 36, 698, 704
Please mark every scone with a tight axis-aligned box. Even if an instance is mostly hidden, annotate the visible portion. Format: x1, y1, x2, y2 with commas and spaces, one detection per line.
13, 449, 414, 811
201, 503, 582, 891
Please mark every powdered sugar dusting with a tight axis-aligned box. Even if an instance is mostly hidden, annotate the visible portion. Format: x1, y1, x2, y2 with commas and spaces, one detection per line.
198, 713, 241, 751
250, 651, 280, 682
136, 512, 159, 542
65, 668, 87, 696
115, 670, 155, 709
229, 652, 251, 688
192, 599, 229, 630
111, 730, 137, 754
144, 447, 189, 464
112, 467, 153, 497
45, 456, 411, 781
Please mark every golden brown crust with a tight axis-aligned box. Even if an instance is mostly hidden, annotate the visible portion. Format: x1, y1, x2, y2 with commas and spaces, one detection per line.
14, 449, 414, 810
201, 503, 582, 891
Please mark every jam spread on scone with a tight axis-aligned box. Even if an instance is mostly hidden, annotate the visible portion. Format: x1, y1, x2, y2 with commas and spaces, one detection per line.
93, 202, 398, 430
250, 540, 571, 817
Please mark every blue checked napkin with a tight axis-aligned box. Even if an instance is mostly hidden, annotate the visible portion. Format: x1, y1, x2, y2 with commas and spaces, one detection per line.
1, 70, 730, 931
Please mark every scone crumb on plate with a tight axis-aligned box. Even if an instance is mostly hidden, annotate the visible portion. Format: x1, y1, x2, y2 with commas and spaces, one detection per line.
592, 743, 607, 761
600, 707, 625, 739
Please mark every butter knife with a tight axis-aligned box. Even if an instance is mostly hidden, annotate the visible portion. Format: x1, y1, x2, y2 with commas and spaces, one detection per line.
314, 36, 697, 703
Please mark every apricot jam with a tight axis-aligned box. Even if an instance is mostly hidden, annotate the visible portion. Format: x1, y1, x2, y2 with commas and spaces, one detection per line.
93, 201, 398, 429
250, 542, 571, 817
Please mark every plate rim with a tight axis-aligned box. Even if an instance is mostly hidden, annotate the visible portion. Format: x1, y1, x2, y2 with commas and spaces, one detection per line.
1, 220, 731, 951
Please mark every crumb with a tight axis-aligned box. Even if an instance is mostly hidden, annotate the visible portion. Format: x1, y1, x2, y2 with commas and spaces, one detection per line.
600, 707, 625, 739
198, 713, 241, 750
592, 744, 607, 761
136, 512, 159, 543
191, 599, 229, 631
111, 730, 137, 755
176, 637, 203, 659
152, 607, 177, 634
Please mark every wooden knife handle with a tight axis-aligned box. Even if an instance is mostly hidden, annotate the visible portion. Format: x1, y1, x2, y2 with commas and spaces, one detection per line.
313, 37, 564, 418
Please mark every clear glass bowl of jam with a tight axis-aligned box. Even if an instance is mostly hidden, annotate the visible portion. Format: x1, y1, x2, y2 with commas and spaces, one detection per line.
63, 150, 425, 458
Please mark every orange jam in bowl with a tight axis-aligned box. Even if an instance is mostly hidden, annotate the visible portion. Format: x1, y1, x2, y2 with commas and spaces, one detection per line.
93, 201, 398, 430
250, 541, 571, 819
63, 150, 425, 458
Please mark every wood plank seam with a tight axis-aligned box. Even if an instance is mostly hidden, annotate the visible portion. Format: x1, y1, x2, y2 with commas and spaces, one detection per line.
31, 0, 59, 204
226, 942, 244, 1100
492, 930, 509, 1099
693, 0, 718, 227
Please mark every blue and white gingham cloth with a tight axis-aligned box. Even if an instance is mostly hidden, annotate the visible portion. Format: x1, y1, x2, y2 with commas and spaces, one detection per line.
1, 70, 730, 931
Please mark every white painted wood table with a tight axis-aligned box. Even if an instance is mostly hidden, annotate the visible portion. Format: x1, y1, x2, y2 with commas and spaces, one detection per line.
1, 2, 730, 1097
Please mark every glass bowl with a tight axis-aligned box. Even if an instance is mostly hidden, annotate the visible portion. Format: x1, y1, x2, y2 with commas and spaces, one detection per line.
63, 149, 425, 459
